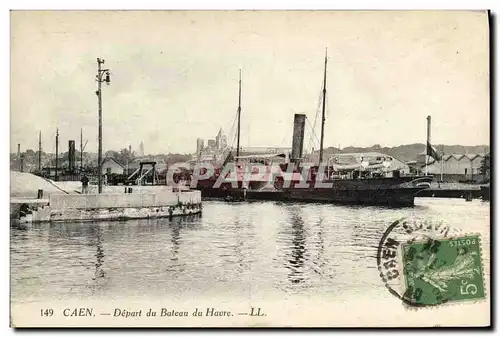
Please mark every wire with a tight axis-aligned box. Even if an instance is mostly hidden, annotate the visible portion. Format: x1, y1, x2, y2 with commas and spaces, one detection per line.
227, 111, 238, 148
306, 79, 325, 152
305, 117, 320, 154
278, 117, 293, 147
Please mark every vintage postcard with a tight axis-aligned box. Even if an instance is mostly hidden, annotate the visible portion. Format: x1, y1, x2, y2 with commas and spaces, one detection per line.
9, 10, 491, 327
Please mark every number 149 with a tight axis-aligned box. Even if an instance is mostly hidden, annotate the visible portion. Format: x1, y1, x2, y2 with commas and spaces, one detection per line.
41, 309, 54, 317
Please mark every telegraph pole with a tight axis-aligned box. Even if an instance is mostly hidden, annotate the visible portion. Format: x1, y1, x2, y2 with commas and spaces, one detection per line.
38, 131, 42, 171
425, 116, 431, 176
236, 69, 242, 162
17, 144, 20, 171
440, 145, 444, 182
96, 58, 111, 193
80, 128, 83, 172
55, 128, 59, 181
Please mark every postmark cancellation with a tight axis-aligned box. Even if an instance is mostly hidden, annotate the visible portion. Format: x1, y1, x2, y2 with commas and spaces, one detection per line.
377, 218, 487, 310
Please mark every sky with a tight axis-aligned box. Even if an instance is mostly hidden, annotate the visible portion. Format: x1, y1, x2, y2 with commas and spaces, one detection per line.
10, 10, 490, 155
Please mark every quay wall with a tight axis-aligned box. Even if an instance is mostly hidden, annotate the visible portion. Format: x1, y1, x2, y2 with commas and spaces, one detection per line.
19, 204, 201, 224
416, 188, 483, 199
84, 185, 175, 194
50, 190, 201, 210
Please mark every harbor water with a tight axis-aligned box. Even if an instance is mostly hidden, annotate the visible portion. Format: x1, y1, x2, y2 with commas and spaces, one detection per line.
10, 198, 490, 326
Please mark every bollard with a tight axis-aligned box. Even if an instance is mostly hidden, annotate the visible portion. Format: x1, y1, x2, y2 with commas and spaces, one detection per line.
124, 187, 128, 194
37, 189, 43, 199
128, 187, 133, 193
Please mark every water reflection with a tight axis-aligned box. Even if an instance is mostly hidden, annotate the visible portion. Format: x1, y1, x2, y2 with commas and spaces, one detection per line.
310, 217, 326, 276
10, 200, 489, 304
232, 218, 245, 274
170, 220, 181, 262
286, 207, 306, 284
93, 226, 105, 280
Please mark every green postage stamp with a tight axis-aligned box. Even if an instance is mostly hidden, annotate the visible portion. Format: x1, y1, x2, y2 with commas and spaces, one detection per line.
401, 235, 485, 306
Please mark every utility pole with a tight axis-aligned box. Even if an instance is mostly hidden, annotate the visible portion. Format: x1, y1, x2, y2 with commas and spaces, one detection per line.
440, 145, 444, 182
425, 116, 431, 176
96, 58, 111, 193
319, 48, 328, 165
80, 128, 83, 173
236, 69, 242, 162
55, 128, 59, 181
38, 131, 42, 171
17, 143, 20, 171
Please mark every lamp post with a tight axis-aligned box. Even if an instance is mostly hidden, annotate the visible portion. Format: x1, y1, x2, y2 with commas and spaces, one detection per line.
96, 58, 111, 193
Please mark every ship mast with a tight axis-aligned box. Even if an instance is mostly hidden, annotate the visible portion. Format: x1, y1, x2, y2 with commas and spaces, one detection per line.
236, 69, 242, 162
319, 48, 327, 165
38, 130, 42, 171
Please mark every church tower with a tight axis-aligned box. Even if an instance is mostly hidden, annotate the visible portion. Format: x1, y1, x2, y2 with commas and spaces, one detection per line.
138, 141, 145, 157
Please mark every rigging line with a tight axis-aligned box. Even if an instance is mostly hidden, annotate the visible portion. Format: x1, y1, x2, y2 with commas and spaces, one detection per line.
306, 114, 321, 149
230, 119, 239, 149
324, 93, 332, 146
230, 112, 239, 148
325, 89, 330, 119
303, 120, 313, 155
306, 118, 319, 149
231, 131, 238, 149
304, 120, 316, 154
279, 119, 293, 147
305, 116, 318, 153
311, 89, 323, 136
227, 111, 238, 148
307, 82, 326, 150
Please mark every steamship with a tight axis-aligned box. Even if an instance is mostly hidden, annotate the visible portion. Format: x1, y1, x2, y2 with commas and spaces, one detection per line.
267, 49, 432, 207
189, 51, 433, 206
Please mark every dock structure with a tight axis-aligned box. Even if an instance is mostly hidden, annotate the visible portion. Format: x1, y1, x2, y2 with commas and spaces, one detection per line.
11, 186, 202, 224
416, 187, 482, 199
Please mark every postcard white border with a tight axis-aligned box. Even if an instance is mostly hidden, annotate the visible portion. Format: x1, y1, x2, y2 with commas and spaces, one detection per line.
3, 0, 498, 335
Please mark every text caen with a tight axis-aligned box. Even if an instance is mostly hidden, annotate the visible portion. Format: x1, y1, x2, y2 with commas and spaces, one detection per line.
63, 308, 94, 317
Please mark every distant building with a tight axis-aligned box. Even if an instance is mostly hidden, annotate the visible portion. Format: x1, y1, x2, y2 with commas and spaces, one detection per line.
196, 138, 205, 156
194, 128, 231, 160
195, 129, 292, 164
101, 157, 125, 175
206, 139, 216, 150
138, 141, 145, 157
424, 153, 486, 177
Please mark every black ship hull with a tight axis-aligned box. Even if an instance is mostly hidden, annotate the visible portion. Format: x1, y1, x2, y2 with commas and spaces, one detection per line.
278, 176, 433, 207
197, 186, 242, 199
480, 185, 490, 201
280, 186, 424, 207
194, 176, 432, 207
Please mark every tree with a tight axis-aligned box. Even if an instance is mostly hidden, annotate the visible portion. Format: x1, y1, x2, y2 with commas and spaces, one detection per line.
104, 150, 120, 159
166, 153, 192, 165
117, 148, 134, 165
25, 149, 36, 157
480, 154, 490, 181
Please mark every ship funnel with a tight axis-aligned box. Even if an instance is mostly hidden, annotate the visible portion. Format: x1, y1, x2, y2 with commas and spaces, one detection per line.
291, 114, 306, 163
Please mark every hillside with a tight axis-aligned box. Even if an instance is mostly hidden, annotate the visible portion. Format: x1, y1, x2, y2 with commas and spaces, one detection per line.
11, 143, 490, 170
320, 144, 490, 163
